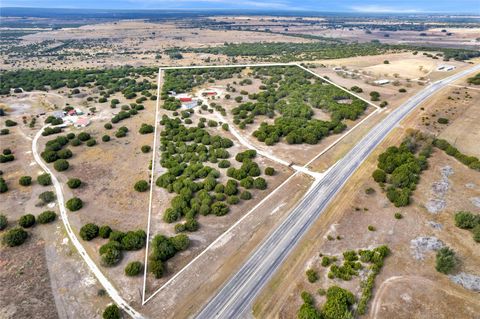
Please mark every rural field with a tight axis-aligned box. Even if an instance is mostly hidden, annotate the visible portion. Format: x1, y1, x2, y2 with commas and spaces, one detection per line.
1, 5, 479, 319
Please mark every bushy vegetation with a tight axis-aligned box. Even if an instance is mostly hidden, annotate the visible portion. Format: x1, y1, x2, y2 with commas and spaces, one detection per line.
67, 178, 82, 189
433, 138, 480, 171
297, 286, 355, 319
134, 180, 149, 192
102, 304, 121, 319
155, 116, 267, 230
37, 173, 52, 186
435, 246, 457, 274
228, 66, 364, 145
19, 175, 32, 186
125, 261, 143, 276
0, 177, 8, 193
37, 211, 57, 224
19, 214, 36, 228
66, 197, 83, 211
2, 227, 28, 247
171, 41, 480, 63
373, 132, 432, 207
39, 191, 55, 204
299, 245, 390, 317
0, 214, 7, 230
148, 233, 189, 278
0, 66, 157, 100
454, 211, 480, 243
467, 73, 480, 85
80, 223, 99, 241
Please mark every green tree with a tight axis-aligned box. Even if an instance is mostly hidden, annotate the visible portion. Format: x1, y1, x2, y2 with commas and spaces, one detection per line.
2, 227, 28, 247
19, 214, 35, 228
37, 211, 57, 224
99, 225, 112, 239
39, 191, 55, 203
66, 197, 83, 211
125, 261, 143, 276
19, 176, 32, 186
134, 180, 149, 192
37, 173, 52, 186
102, 304, 121, 319
67, 178, 82, 189
435, 247, 457, 274
79, 223, 99, 241
454, 211, 479, 229
0, 214, 8, 230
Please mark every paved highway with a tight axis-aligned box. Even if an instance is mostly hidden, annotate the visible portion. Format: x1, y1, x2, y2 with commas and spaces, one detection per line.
195, 64, 480, 319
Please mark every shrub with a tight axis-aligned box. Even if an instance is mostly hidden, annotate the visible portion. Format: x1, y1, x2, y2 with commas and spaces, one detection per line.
265, 167, 275, 176
53, 159, 69, 171
227, 195, 240, 205
240, 190, 252, 200
394, 212, 403, 219
454, 211, 479, 229
2, 227, 28, 247
19, 176, 32, 186
306, 269, 318, 283
19, 214, 35, 228
0, 129, 9, 135
139, 123, 154, 134
104, 123, 113, 130
399, 88, 407, 93
77, 132, 91, 141
472, 224, 480, 243
218, 160, 230, 168
169, 234, 190, 251
0, 153, 14, 163
57, 148, 73, 159
184, 218, 199, 232
37, 211, 56, 224
437, 117, 449, 124
253, 177, 267, 190
66, 197, 83, 211
79, 223, 99, 241
102, 135, 110, 142
39, 191, 55, 203
102, 304, 121, 319
99, 225, 112, 239
67, 178, 82, 189
368, 225, 376, 231
435, 247, 457, 274
5, 119, 17, 127
148, 258, 164, 278
211, 202, 229, 216
109, 230, 126, 242
365, 187, 375, 195
101, 247, 122, 266
372, 169, 386, 183
0, 177, 7, 193
141, 145, 151, 153
134, 180, 149, 192
0, 214, 8, 230
70, 138, 81, 146
125, 261, 143, 276
86, 139, 96, 147
121, 230, 146, 250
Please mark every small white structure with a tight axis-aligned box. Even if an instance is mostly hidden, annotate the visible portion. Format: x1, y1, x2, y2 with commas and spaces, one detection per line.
436, 64, 456, 72
182, 101, 198, 109
374, 79, 390, 85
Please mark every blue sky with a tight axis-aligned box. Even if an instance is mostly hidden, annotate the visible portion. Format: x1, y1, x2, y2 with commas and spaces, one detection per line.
1, 0, 479, 13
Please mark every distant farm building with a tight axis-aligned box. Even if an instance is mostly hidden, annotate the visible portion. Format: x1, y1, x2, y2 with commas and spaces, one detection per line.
182, 101, 198, 109
179, 97, 192, 102
437, 65, 455, 72
74, 117, 90, 128
374, 79, 390, 85
202, 91, 217, 96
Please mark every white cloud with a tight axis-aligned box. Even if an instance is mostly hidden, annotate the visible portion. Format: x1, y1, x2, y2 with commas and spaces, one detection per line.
349, 5, 422, 13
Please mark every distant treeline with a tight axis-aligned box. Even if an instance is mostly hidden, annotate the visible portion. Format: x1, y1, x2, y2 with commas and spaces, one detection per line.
170, 41, 480, 62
